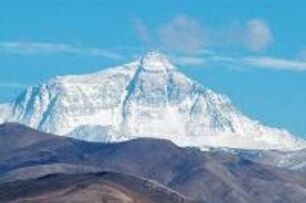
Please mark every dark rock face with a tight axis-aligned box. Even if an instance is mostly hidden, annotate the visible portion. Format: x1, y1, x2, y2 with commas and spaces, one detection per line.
1, 123, 306, 203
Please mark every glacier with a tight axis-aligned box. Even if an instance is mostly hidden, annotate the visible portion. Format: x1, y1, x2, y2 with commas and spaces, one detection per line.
0, 51, 305, 150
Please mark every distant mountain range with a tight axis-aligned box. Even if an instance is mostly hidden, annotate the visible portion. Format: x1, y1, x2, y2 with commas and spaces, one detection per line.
1, 123, 306, 203
0, 51, 304, 150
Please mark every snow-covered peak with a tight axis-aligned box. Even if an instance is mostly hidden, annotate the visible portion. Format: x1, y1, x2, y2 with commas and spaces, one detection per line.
0, 52, 305, 151
140, 51, 175, 71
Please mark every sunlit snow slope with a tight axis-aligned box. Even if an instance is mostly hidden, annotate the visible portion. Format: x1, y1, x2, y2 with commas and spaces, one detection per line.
0, 52, 304, 150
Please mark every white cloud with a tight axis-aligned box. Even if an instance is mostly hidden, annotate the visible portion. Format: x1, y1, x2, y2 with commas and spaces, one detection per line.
133, 16, 272, 53
203, 52, 306, 71
244, 19, 273, 51
211, 19, 273, 52
132, 18, 153, 47
241, 56, 306, 71
171, 49, 306, 71
158, 15, 206, 53
0, 41, 121, 59
170, 55, 206, 66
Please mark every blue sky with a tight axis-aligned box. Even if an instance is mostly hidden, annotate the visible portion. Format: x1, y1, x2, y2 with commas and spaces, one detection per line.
0, 0, 306, 138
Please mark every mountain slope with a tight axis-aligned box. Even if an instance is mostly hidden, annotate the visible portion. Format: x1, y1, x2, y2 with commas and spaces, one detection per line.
0, 51, 304, 150
1, 123, 306, 203
0, 172, 198, 203
231, 148, 306, 173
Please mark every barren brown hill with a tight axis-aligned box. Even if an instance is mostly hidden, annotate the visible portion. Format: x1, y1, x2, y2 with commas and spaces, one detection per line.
1, 123, 306, 203
0, 172, 199, 203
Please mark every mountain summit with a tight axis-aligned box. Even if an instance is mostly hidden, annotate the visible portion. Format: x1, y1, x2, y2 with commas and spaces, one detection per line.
140, 51, 175, 71
0, 51, 304, 150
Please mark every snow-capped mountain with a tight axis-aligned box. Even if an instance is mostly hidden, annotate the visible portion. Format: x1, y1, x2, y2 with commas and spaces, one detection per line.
228, 148, 306, 171
0, 51, 304, 150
